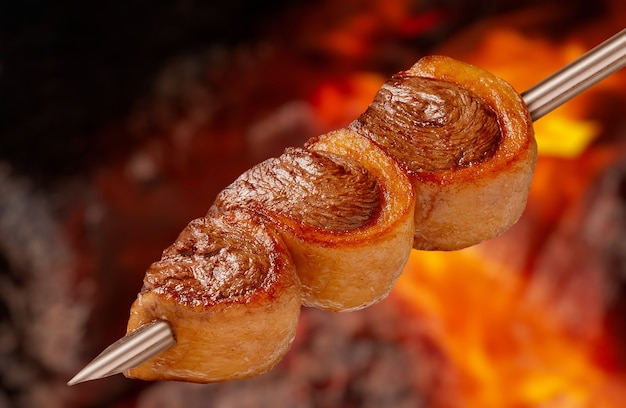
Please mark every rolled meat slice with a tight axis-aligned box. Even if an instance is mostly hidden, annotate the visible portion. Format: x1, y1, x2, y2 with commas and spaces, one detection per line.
124, 55, 537, 383
210, 130, 416, 311
125, 211, 301, 382
350, 55, 537, 250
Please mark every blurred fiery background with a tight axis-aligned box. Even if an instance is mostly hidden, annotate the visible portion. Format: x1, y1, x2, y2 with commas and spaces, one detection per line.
1, 0, 625, 407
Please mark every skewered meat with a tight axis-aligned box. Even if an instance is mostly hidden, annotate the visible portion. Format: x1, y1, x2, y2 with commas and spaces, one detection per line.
126, 211, 301, 382
125, 56, 536, 382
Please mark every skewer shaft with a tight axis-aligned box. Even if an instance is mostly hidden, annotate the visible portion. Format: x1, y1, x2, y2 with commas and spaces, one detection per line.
522, 28, 626, 121
67, 28, 626, 387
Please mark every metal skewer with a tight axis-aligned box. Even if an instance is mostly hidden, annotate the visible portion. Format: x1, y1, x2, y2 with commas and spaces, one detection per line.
522, 28, 626, 121
67, 28, 626, 387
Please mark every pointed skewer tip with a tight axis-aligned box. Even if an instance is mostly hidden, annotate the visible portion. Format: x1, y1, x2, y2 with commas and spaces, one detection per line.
67, 320, 176, 386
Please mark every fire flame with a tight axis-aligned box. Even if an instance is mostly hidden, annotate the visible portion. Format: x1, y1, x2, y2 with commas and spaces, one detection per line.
395, 249, 626, 407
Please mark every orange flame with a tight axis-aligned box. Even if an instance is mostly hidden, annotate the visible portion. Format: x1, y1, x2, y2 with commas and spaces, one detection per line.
394, 249, 626, 407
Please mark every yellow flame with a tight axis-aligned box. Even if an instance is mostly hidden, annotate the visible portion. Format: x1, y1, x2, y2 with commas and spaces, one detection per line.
534, 114, 600, 158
